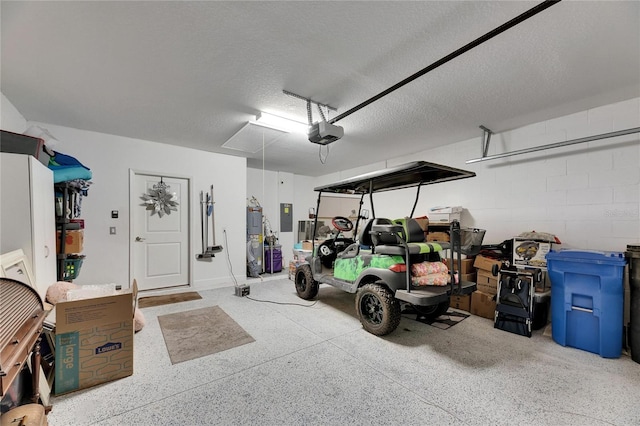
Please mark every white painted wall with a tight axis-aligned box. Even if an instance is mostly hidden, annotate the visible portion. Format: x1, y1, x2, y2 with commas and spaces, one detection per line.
317, 98, 640, 252
26, 122, 247, 291
1, 93, 27, 132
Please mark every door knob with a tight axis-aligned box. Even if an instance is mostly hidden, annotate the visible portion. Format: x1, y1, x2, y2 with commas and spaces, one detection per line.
135, 236, 146, 242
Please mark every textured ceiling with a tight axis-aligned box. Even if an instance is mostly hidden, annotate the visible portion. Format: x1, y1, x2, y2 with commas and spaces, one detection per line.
2, 1, 639, 176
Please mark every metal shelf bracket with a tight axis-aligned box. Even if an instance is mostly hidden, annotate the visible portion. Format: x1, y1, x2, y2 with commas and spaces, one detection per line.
479, 125, 493, 158
467, 127, 640, 164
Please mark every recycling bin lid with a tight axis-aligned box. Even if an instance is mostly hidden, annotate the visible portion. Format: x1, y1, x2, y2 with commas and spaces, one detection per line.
546, 249, 626, 265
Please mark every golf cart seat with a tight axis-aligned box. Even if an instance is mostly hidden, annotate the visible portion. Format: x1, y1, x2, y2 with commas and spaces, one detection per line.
337, 219, 374, 260
394, 217, 427, 243
371, 218, 447, 256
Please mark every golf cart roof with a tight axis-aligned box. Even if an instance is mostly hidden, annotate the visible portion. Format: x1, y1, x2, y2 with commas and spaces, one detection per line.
314, 161, 475, 194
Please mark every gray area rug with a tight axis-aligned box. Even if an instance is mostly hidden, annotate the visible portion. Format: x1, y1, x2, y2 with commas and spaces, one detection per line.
158, 306, 254, 364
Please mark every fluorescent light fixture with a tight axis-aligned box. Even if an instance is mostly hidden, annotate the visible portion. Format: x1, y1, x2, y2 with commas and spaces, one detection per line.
253, 112, 309, 134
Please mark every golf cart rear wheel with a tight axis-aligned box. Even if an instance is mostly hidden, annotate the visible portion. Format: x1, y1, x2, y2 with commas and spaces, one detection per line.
295, 264, 318, 300
414, 299, 450, 320
355, 283, 401, 336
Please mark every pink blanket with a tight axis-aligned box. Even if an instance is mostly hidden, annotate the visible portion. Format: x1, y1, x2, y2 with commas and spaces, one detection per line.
411, 261, 448, 276
412, 272, 451, 287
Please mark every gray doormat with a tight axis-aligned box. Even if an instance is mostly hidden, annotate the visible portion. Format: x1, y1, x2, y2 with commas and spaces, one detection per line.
158, 306, 254, 364
138, 291, 202, 308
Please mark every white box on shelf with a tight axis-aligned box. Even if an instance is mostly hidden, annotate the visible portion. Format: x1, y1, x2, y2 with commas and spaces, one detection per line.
428, 206, 463, 223
428, 212, 461, 223
429, 206, 462, 214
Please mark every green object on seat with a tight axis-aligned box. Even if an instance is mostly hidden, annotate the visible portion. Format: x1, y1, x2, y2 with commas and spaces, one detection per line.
375, 242, 445, 256
413, 242, 444, 253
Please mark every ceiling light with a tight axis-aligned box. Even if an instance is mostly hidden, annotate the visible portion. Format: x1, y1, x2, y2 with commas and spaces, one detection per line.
253, 112, 308, 134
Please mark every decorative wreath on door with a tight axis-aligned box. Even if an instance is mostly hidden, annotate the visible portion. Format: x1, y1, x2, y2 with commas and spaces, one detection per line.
141, 178, 179, 217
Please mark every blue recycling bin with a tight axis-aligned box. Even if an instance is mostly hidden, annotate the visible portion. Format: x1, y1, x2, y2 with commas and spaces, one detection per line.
546, 250, 626, 358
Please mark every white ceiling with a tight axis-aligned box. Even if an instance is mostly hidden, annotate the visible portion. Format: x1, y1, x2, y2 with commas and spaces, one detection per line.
2, 1, 639, 176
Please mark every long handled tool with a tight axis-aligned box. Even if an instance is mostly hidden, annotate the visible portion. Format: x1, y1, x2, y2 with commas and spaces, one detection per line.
196, 190, 210, 259
207, 185, 223, 254
196, 186, 223, 260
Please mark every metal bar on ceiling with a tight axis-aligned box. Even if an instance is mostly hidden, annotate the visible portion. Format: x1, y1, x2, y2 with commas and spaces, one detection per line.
465, 127, 640, 164
283, 90, 338, 112
328, 0, 562, 124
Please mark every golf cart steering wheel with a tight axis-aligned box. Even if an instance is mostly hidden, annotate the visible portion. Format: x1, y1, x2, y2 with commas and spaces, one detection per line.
332, 216, 353, 232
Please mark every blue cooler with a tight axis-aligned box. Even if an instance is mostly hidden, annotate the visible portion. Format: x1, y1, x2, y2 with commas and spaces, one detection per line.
546, 250, 626, 358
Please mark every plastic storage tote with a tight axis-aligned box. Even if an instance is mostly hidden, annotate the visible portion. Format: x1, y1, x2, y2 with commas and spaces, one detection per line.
546, 250, 626, 358
265, 245, 282, 273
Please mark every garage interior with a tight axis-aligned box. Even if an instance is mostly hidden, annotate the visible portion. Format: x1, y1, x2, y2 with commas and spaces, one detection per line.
1, 1, 639, 425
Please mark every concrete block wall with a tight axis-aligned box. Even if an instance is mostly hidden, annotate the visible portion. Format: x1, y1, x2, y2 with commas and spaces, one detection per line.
330, 97, 640, 252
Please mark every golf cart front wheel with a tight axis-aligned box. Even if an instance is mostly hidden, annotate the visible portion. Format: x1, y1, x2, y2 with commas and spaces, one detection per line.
355, 283, 401, 336
295, 264, 318, 300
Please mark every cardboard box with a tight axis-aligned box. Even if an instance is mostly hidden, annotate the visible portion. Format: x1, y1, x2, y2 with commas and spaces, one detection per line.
513, 238, 553, 269
476, 281, 497, 296
428, 212, 461, 223
413, 217, 429, 231
427, 231, 450, 242
477, 269, 498, 285
473, 254, 503, 272
471, 291, 496, 319
443, 258, 475, 274
302, 240, 313, 251
54, 280, 137, 395
476, 269, 498, 295
56, 229, 84, 254
450, 294, 471, 312
461, 272, 477, 283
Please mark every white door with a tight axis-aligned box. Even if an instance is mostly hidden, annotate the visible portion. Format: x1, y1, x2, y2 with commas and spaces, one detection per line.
131, 172, 190, 291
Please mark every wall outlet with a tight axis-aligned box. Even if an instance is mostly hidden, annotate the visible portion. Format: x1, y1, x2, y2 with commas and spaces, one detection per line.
109, 226, 116, 235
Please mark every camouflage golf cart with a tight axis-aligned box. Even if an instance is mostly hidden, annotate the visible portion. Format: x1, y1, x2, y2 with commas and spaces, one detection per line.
294, 161, 485, 335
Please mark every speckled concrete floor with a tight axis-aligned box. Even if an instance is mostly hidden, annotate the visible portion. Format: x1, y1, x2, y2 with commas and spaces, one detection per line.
46, 278, 640, 426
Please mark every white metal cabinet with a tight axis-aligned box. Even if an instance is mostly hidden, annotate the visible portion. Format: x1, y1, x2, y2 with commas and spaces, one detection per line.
1, 152, 56, 299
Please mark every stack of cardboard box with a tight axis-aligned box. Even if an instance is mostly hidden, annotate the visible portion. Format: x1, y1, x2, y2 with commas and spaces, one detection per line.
443, 257, 476, 312
473, 255, 502, 294
470, 255, 504, 319
443, 258, 476, 282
